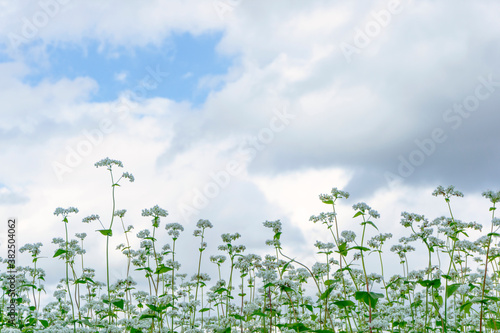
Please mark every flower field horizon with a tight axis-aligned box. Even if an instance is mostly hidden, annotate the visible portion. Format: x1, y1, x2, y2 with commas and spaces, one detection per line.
2, 158, 500, 333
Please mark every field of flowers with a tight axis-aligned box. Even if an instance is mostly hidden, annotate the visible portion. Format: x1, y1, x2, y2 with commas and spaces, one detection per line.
1, 158, 500, 332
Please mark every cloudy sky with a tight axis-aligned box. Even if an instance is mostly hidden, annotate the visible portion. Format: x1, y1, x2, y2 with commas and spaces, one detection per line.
1, 0, 499, 304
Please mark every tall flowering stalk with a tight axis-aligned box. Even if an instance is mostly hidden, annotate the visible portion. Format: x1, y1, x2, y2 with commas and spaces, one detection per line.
53, 206, 79, 333
479, 190, 500, 333
93, 157, 134, 324
165, 222, 184, 332
352, 202, 382, 332
191, 219, 213, 327
432, 185, 463, 332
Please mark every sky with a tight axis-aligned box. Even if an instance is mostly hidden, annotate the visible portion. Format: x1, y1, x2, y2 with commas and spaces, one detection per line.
1, 0, 500, 306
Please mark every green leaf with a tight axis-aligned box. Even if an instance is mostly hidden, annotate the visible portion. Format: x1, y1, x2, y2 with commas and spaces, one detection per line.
354, 291, 384, 308
446, 283, 461, 298
362, 220, 379, 230
321, 199, 334, 205
135, 267, 153, 273
319, 286, 334, 300
460, 301, 473, 314
486, 319, 500, 330
146, 304, 159, 312
277, 322, 311, 332
488, 232, 500, 237
229, 313, 246, 321
337, 242, 348, 256
263, 282, 275, 289
280, 286, 296, 294
303, 304, 314, 312
485, 295, 500, 302
417, 279, 441, 289
353, 211, 364, 218
39, 319, 49, 328
20, 284, 37, 289
333, 300, 355, 308
112, 299, 125, 310
199, 307, 212, 313
53, 249, 67, 258
139, 313, 160, 320
154, 265, 173, 275
348, 246, 371, 252
97, 229, 113, 236
251, 309, 268, 317
324, 279, 340, 286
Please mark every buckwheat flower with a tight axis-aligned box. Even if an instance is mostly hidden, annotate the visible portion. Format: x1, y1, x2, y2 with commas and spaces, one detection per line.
210, 254, 227, 264
256, 268, 277, 283
482, 190, 500, 203
314, 240, 335, 251
94, 157, 123, 168
53, 289, 67, 300
296, 268, 311, 282
309, 212, 336, 224
311, 262, 328, 277
121, 171, 135, 182
19, 242, 43, 256
114, 209, 127, 218
368, 233, 393, 248
165, 223, 184, 239
432, 185, 463, 198
341, 230, 356, 243
75, 233, 87, 240
191, 272, 211, 282
165, 259, 181, 270
54, 206, 79, 217
218, 244, 229, 252
196, 219, 213, 229
221, 232, 241, 243
234, 244, 246, 253
142, 205, 168, 218
142, 205, 168, 227
352, 202, 371, 212
328, 257, 339, 266
136, 229, 150, 239
368, 209, 380, 219
82, 214, 100, 223
400, 212, 425, 227
263, 220, 282, 233
193, 229, 202, 237
265, 239, 281, 247
235, 256, 252, 272
319, 193, 334, 203
52, 237, 64, 245
427, 236, 445, 248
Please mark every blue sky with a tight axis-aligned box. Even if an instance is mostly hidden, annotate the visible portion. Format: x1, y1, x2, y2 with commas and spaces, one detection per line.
14, 32, 231, 106
1, 0, 500, 309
